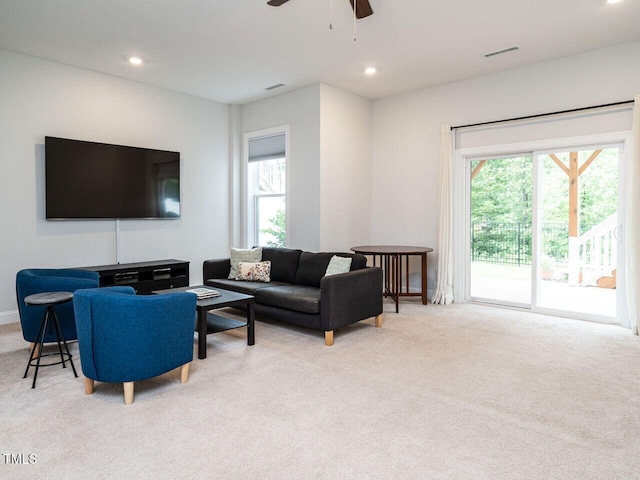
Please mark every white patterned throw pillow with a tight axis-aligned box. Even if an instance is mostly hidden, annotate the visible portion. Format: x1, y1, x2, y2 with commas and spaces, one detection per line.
236, 261, 271, 282
228, 247, 263, 279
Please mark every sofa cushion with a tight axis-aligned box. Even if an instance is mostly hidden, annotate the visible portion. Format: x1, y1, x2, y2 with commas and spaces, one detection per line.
349, 253, 367, 270
261, 247, 302, 284
206, 278, 286, 296
254, 285, 321, 314
295, 252, 365, 288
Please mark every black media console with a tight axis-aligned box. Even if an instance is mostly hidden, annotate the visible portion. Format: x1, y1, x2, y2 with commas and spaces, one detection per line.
79, 259, 190, 295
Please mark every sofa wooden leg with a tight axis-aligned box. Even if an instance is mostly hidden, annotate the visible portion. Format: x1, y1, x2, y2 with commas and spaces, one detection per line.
180, 363, 190, 384
325, 330, 334, 346
374, 314, 383, 328
123, 382, 134, 405
84, 378, 95, 395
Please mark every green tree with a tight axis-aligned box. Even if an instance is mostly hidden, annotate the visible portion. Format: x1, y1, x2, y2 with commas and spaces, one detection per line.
540, 149, 618, 232
577, 149, 618, 229
261, 208, 286, 247
470, 156, 533, 224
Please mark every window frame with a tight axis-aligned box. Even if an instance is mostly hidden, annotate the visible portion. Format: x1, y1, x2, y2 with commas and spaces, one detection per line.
242, 126, 289, 248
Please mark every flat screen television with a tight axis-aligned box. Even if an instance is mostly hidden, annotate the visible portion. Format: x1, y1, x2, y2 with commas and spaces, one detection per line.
45, 136, 180, 220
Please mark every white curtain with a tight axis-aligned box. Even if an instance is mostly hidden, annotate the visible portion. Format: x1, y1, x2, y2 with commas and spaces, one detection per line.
625, 94, 640, 335
432, 124, 455, 305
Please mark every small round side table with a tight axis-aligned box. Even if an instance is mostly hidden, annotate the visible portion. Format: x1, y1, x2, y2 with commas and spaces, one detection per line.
23, 291, 78, 389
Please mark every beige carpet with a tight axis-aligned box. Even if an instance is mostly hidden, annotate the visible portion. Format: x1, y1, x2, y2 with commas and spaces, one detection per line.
2, 300, 640, 480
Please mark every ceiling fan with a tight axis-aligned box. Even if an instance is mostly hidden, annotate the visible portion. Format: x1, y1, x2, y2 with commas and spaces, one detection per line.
267, 0, 374, 19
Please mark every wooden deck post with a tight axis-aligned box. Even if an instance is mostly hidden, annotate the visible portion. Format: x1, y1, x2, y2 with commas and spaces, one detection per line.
550, 150, 602, 285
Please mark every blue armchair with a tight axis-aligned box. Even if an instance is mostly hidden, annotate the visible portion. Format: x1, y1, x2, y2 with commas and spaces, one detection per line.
73, 287, 197, 405
16, 268, 100, 345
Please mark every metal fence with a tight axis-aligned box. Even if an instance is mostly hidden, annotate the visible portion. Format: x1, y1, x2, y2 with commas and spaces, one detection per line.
471, 222, 582, 267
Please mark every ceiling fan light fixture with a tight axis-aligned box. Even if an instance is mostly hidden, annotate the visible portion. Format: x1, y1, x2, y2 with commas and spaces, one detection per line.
268, 0, 373, 19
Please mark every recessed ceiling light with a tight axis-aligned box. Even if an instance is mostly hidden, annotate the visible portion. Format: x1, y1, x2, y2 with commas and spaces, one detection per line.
129, 57, 143, 65
607, 0, 623, 4
364, 67, 377, 75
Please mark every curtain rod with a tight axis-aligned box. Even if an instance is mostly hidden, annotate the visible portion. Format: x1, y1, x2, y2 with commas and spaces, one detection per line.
450, 100, 634, 131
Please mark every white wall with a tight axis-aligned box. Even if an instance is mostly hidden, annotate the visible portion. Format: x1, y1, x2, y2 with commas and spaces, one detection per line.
319, 84, 372, 251
239, 83, 373, 253
371, 40, 640, 296
240, 85, 321, 251
5, 39, 637, 323
0, 50, 230, 324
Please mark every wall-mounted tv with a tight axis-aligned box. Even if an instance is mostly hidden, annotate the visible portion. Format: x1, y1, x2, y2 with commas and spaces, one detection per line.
45, 136, 180, 220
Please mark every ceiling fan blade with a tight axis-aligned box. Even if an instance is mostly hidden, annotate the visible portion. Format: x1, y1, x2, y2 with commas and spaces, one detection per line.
349, 0, 374, 19
267, 0, 290, 6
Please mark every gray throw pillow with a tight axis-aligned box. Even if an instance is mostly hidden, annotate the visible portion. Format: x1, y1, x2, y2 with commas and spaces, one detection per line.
229, 247, 263, 279
324, 255, 352, 277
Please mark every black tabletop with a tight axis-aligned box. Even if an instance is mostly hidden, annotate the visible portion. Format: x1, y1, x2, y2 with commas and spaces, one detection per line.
152, 285, 254, 306
24, 291, 73, 306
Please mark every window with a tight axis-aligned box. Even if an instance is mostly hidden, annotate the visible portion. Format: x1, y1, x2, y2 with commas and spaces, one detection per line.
247, 132, 286, 247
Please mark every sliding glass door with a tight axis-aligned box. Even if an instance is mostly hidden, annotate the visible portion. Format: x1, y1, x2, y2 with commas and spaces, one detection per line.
536, 147, 620, 318
467, 143, 623, 321
469, 155, 533, 306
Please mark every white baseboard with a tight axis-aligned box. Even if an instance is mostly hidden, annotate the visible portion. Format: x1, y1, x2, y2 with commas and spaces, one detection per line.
0, 310, 20, 326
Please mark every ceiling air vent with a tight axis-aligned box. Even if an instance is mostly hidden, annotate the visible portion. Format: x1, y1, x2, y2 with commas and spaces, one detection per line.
484, 46, 519, 58
265, 83, 285, 91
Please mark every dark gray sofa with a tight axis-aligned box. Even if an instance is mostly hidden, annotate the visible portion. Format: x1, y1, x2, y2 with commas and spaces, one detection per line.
202, 247, 383, 345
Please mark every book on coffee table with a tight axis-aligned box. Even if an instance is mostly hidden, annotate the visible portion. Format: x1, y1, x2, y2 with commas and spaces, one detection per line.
186, 287, 222, 299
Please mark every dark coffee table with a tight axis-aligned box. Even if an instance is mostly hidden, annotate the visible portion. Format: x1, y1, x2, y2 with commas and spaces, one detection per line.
152, 285, 255, 359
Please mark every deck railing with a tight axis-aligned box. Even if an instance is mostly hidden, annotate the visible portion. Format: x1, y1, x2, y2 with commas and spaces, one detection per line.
570, 213, 618, 285
471, 222, 574, 267
472, 216, 618, 285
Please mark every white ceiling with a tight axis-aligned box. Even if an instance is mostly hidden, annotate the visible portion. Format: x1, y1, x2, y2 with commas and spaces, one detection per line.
1, 0, 639, 104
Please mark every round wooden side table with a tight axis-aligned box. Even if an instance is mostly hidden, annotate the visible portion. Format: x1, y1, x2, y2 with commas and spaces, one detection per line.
351, 245, 433, 313
23, 291, 78, 388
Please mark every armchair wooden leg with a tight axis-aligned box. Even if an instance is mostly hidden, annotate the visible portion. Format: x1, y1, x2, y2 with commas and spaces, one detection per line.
324, 330, 334, 346
123, 382, 134, 405
180, 363, 190, 384
375, 314, 383, 328
84, 378, 95, 395
29, 342, 40, 358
